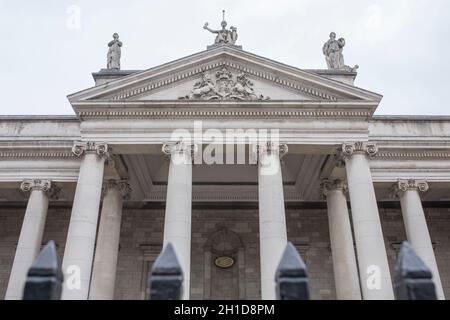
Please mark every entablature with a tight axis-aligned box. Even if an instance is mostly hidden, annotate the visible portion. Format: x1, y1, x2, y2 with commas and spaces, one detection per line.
74, 100, 377, 120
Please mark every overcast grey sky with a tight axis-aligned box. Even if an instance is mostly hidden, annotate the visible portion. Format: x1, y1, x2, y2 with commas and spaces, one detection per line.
1, 0, 449, 115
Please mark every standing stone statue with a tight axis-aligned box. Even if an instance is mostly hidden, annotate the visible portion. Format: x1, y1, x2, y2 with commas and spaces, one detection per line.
204, 10, 239, 46
322, 32, 358, 72
229, 26, 238, 45
107, 33, 122, 70
323, 32, 339, 69
203, 20, 229, 44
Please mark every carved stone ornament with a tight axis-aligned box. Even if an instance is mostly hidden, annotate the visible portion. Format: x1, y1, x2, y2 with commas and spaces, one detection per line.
162, 141, 198, 157
20, 179, 52, 192
397, 179, 429, 194
254, 142, 288, 159
72, 142, 109, 158
102, 179, 132, 200
320, 179, 348, 198
179, 66, 270, 101
340, 142, 378, 159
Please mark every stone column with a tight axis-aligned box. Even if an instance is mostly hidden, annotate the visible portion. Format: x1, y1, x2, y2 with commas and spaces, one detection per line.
340, 142, 394, 300
5, 179, 52, 300
256, 142, 288, 300
321, 179, 361, 300
162, 141, 195, 300
61, 142, 108, 300
395, 179, 445, 300
89, 180, 130, 300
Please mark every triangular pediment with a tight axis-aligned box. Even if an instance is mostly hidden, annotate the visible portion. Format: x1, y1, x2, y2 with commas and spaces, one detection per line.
68, 45, 382, 104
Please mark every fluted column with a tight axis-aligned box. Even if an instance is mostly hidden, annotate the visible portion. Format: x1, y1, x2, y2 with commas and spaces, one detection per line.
256, 142, 288, 300
340, 142, 394, 300
5, 179, 52, 300
162, 141, 195, 300
321, 179, 361, 300
394, 179, 445, 299
89, 180, 130, 300
61, 142, 108, 300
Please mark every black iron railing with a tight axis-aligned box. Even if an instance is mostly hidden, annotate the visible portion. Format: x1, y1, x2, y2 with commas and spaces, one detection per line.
22, 240, 438, 300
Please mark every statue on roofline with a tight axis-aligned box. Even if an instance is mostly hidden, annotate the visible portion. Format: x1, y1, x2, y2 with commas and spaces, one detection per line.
322, 32, 358, 72
204, 10, 239, 47
107, 33, 122, 70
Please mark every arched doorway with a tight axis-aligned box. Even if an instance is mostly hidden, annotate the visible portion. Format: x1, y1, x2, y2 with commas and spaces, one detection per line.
204, 227, 245, 299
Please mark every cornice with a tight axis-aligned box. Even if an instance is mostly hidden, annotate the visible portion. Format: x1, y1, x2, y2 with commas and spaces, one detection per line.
0, 141, 77, 159
373, 150, 450, 160
78, 109, 372, 120
74, 102, 375, 120
105, 60, 339, 102
371, 115, 450, 122
72, 100, 378, 108
0, 147, 76, 159
0, 115, 79, 121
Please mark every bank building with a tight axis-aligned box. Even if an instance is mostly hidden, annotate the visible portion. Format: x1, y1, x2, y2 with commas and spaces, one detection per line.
1, 15, 449, 301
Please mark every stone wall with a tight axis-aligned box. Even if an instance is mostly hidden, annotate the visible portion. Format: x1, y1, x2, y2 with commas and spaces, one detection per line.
379, 207, 450, 296
114, 208, 335, 300
114, 209, 165, 300
0, 205, 449, 300
0, 209, 23, 299
286, 209, 336, 300
0, 207, 70, 299
427, 208, 450, 296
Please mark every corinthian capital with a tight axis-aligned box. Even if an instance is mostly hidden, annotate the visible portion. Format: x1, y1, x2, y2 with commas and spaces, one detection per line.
20, 179, 52, 192
162, 141, 197, 157
72, 142, 109, 158
320, 179, 348, 198
395, 179, 429, 196
340, 142, 378, 159
254, 142, 288, 159
102, 179, 132, 200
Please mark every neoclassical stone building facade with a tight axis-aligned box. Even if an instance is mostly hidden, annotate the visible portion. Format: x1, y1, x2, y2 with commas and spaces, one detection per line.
1, 29, 450, 300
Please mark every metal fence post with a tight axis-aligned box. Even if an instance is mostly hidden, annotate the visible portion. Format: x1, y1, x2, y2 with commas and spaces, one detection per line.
394, 241, 437, 300
149, 243, 183, 300
275, 242, 310, 300
22, 240, 63, 300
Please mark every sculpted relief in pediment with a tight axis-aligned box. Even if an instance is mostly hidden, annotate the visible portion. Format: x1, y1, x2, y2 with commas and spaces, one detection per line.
179, 66, 270, 101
